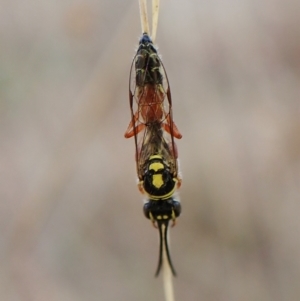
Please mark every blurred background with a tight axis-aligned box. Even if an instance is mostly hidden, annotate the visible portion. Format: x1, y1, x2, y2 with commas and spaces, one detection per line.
1, 0, 300, 300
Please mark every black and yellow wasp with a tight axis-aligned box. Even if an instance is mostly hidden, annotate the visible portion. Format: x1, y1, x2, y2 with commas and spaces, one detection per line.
125, 33, 182, 276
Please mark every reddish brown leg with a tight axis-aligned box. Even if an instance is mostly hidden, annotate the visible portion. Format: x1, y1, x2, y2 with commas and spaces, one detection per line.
163, 115, 182, 139
124, 111, 145, 138
137, 181, 145, 194
176, 177, 182, 189
124, 124, 145, 138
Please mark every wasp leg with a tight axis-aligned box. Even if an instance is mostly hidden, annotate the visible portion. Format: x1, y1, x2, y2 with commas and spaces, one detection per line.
170, 209, 177, 227
163, 115, 182, 139
124, 111, 145, 138
137, 181, 145, 194
124, 123, 145, 138
176, 176, 182, 189
149, 212, 158, 229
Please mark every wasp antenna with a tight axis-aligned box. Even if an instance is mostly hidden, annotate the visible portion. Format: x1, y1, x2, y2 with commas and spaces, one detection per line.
151, 0, 160, 43
155, 220, 164, 277
162, 221, 177, 276
155, 221, 177, 277
139, 0, 150, 35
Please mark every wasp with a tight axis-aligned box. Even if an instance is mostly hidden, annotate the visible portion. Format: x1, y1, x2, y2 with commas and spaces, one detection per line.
124, 33, 182, 276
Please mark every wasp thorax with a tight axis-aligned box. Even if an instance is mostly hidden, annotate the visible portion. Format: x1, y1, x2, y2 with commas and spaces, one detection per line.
143, 155, 176, 200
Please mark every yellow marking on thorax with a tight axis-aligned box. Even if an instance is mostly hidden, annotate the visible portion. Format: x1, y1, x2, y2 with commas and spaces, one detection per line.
149, 162, 164, 172
149, 155, 163, 161
152, 174, 164, 188
147, 178, 178, 200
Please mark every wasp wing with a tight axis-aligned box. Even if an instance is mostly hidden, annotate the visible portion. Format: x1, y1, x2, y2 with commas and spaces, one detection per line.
128, 51, 179, 179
